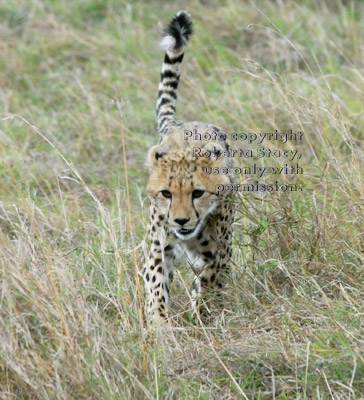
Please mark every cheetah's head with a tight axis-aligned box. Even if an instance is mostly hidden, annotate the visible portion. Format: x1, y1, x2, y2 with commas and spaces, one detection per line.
146, 142, 231, 240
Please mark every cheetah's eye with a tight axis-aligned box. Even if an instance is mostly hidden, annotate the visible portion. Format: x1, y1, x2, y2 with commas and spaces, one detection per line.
192, 190, 205, 199
161, 190, 172, 199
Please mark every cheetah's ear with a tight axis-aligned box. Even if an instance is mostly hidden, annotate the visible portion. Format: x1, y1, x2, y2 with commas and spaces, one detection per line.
147, 145, 167, 167
198, 142, 227, 167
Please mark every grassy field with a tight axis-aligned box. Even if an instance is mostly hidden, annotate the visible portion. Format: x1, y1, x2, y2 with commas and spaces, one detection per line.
1, 0, 364, 398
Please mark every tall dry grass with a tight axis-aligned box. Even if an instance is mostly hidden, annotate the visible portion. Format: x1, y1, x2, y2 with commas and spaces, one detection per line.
1, 0, 363, 398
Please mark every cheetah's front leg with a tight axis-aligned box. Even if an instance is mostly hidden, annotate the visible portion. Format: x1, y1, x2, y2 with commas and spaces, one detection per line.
191, 258, 220, 317
190, 233, 232, 319
143, 233, 175, 326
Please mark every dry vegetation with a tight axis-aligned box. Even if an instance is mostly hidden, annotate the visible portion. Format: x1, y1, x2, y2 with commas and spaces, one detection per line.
1, 0, 364, 398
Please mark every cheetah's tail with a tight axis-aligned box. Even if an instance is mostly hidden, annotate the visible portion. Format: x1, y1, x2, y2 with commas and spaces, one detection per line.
156, 11, 193, 136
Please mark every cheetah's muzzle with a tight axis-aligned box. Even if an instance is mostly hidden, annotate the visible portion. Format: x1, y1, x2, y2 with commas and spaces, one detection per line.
178, 227, 195, 235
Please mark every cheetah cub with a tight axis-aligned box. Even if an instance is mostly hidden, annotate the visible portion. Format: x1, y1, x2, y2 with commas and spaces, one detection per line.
142, 11, 236, 325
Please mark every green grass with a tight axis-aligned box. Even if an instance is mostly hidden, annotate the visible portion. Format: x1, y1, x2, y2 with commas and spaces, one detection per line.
1, 0, 364, 398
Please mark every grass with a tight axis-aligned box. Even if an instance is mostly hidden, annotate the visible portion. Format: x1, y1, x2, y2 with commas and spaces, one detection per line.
1, 0, 364, 398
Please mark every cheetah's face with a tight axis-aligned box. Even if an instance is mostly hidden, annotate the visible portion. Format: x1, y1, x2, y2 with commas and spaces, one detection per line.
154, 178, 220, 240
147, 143, 231, 240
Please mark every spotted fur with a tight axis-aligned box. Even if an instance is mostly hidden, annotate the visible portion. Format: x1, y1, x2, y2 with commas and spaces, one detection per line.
142, 11, 236, 326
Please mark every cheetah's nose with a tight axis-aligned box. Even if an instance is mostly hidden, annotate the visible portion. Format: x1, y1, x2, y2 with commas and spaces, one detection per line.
174, 218, 190, 226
